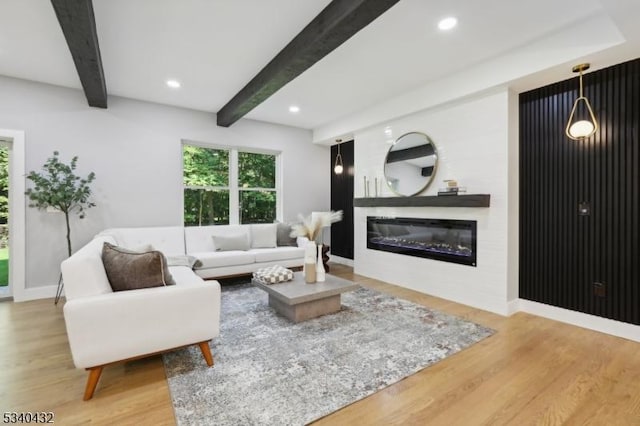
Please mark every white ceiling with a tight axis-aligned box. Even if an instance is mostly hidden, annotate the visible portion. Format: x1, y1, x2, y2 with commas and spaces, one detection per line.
0, 0, 638, 132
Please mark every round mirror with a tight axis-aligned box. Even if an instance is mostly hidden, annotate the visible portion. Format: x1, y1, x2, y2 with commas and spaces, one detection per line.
384, 132, 438, 196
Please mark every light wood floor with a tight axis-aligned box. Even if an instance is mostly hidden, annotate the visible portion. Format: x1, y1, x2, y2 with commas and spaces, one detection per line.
1, 264, 639, 425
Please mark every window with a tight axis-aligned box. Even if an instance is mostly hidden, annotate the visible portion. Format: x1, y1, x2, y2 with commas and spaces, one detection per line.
183, 144, 279, 226
183, 145, 229, 225
238, 151, 277, 224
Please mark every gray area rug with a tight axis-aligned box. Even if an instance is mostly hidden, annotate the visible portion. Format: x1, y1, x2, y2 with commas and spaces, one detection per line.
163, 283, 494, 425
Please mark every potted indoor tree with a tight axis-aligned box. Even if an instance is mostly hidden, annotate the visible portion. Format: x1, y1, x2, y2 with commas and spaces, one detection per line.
26, 151, 96, 303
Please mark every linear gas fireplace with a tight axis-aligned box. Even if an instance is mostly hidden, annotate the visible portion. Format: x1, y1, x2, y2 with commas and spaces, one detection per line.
367, 217, 477, 266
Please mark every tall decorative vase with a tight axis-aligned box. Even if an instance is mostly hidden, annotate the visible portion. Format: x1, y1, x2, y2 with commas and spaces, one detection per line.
304, 241, 317, 283
316, 244, 326, 282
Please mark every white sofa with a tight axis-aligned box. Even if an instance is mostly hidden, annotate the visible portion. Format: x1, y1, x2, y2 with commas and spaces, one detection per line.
99, 224, 306, 279
61, 224, 305, 400
61, 227, 221, 400
183, 224, 306, 278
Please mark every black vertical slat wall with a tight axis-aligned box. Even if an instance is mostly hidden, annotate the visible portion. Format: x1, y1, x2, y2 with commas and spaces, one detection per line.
330, 141, 354, 259
519, 58, 640, 325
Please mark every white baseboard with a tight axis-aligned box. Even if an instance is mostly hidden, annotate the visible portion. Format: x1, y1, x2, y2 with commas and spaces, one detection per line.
506, 299, 520, 316
519, 299, 640, 342
13, 284, 59, 302
330, 255, 354, 267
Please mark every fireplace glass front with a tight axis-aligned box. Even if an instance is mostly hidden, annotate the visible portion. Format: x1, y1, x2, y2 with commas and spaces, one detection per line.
367, 216, 477, 266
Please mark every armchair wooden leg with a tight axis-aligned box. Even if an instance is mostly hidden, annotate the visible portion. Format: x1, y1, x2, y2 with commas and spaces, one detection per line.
198, 341, 214, 367
83, 366, 103, 401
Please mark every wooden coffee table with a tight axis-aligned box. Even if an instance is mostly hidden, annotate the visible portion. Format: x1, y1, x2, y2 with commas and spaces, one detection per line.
251, 273, 359, 323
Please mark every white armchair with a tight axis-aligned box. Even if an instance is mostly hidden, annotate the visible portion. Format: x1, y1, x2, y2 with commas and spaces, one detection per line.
61, 235, 221, 400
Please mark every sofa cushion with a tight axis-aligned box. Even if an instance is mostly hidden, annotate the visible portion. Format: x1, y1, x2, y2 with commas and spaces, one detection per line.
212, 233, 250, 251
251, 246, 305, 263
250, 224, 277, 248
168, 266, 206, 286
190, 251, 256, 269
185, 225, 248, 253
276, 223, 297, 247
98, 226, 186, 257
102, 243, 176, 291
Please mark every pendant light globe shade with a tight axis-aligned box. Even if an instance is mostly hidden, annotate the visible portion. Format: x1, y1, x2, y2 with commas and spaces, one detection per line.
334, 163, 343, 174
565, 63, 598, 141
568, 120, 595, 139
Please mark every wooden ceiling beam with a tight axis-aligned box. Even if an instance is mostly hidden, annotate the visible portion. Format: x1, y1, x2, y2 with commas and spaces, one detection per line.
216, 0, 400, 127
51, 0, 107, 108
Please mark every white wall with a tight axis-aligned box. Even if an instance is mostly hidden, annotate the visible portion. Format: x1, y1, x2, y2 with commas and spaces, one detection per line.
0, 76, 330, 290
506, 90, 519, 305
313, 13, 624, 144
354, 89, 515, 315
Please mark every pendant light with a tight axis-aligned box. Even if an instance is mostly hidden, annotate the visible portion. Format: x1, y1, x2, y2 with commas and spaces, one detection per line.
334, 139, 344, 175
566, 63, 598, 140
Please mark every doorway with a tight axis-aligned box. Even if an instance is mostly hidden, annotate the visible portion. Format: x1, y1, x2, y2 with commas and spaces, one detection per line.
0, 129, 25, 302
0, 145, 8, 298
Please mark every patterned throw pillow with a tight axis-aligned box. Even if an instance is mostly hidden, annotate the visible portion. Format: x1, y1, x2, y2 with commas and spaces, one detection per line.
253, 265, 294, 284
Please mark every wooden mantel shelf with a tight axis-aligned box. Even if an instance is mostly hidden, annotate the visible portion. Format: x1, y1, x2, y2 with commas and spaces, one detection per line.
353, 194, 490, 208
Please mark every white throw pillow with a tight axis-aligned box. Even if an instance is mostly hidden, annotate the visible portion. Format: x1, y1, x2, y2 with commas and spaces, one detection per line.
212, 233, 250, 251
250, 224, 277, 248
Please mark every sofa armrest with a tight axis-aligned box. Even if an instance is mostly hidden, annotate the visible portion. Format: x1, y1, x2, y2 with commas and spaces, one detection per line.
63, 281, 221, 369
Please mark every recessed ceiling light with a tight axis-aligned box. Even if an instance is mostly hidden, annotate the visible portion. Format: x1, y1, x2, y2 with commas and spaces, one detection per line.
289, 105, 300, 113
438, 17, 457, 31
166, 79, 181, 89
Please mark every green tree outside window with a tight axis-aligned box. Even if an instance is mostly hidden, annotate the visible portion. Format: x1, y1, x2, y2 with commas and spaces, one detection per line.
182, 145, 278, 226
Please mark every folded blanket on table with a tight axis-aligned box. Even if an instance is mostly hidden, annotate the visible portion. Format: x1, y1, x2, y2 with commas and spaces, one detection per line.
253, 265, 294, 284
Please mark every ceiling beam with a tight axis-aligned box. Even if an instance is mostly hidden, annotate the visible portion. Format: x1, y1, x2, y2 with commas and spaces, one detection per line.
216, 0, 400, 127
51, 0, 107, 108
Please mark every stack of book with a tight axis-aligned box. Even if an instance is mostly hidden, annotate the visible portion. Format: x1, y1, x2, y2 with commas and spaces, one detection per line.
438, 180, 467, 196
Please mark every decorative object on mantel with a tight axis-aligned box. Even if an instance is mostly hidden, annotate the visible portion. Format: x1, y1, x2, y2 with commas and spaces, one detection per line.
438, 179, 467, 196
566, 63, 598, 140
354, 194, 490, 208
384, 132, 438, 196
333, 139, 344, 175
363, 176, 383, 197
25, 151, 96, 305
